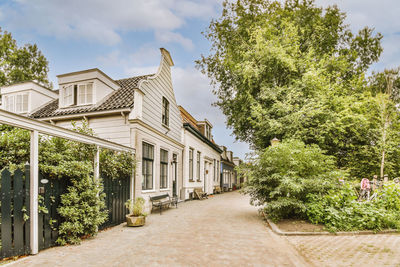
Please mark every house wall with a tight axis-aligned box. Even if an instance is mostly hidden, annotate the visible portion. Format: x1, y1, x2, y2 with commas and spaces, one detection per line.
138, 55, 182, 144
181, 129, 220, 199
221, 162, 236, 189
130, 122, 183, 212
53, 114, 131, 146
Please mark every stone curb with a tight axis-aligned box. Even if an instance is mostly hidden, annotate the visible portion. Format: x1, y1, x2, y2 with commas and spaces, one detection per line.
263, 213, 399, 236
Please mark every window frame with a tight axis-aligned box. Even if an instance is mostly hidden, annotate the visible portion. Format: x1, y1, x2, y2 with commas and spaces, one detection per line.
77, 82, 94, 105
142, 142, 155, 191
5, 93, 29, 113
63, 85, 74, 107
213, 159, 216, 182
63, 82, 94, 107
196, 151, 201, 181
162, 97, 169, 127
189, 148, 194, 181
160, 148, 169, 189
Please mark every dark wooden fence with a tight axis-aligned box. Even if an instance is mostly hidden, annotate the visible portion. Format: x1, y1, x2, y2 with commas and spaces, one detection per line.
38, 173, 68, 251
1, 166, 30, 258
1, 167, 130, 259
100, 174, 130, 229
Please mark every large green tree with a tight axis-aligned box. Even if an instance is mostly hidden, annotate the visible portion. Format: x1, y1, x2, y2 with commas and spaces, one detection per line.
0, 27, 50, 87
197, 0, 387, 177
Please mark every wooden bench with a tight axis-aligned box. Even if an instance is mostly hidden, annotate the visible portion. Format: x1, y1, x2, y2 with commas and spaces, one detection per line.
193, 188, 208, 200
214, 186, 222, 194
150, 194, 178, 215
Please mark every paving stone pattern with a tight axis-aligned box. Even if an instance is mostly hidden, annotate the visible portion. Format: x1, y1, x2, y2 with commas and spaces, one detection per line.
9, 192, 307, 267
287, 233, 400, 266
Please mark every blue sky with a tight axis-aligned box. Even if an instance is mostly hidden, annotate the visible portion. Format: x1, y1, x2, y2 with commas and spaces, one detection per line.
0, 0, 399, 159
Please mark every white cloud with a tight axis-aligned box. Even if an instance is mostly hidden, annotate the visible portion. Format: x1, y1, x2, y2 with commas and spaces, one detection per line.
0, 0, 220, 47
155, 31, 194, 51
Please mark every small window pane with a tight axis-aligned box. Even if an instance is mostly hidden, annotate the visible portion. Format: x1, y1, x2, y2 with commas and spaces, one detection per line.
87, 84, 93, 103
16, 95, 22, 112
22, 94, 28, 112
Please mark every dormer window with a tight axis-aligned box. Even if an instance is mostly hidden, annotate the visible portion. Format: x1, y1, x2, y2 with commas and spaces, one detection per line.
78, 83, 93, 105
62, 82, 94, 107
63, 85, 74, 106
4, 93, 28, 113
205, 124, 211, 140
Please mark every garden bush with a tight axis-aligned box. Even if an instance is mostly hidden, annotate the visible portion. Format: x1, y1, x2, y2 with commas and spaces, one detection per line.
306, 182, 400, 231
242, 139, 345, 221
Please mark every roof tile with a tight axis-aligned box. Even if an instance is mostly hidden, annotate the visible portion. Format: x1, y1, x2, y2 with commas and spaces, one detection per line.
30, 74, 152, 119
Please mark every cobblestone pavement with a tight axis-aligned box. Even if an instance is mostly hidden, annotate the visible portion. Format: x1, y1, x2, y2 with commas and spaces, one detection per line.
286, 234, 400, 266
10, 192, 307, 267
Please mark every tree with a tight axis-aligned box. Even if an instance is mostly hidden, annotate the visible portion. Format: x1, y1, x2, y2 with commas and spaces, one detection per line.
0, 27, 50, 87
197, 0, 384, 177
242, 139, 343, 221
367, 69, 400, 178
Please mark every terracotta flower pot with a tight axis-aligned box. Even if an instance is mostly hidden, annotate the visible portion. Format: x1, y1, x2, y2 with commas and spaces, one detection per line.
126, 214, 146, 227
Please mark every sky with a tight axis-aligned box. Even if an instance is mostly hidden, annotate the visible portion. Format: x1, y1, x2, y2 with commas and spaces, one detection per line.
0, 0, 399, 160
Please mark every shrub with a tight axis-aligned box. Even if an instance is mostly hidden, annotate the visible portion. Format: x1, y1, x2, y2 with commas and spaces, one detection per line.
125, 197, 146, 217
57, 168, 108, 245
306, 182, 400, 231
242, 139, 344, 221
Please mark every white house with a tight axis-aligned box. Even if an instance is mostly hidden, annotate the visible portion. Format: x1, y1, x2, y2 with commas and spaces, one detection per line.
1, 48, 184, 212
179, 106, 222, 199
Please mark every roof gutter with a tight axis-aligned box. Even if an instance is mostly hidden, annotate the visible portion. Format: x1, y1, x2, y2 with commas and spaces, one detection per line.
32, 108, 131, 121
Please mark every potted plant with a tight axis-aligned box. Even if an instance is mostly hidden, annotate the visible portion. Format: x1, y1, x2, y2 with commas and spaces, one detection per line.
125, 197, 147, 227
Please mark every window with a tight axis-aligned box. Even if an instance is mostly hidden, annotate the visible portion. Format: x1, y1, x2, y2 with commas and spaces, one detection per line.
63, 85, 73, 106
4, 94, 28, 113
142, 142, 154, 190
217, 160, 220, 182
162, 97, 169, 126
63, 83, 93, 107
78, 83, 93, 105
213, 159, 216, 182
160, 149, 168, 189
16, 94, 28, 113
189, 148, 194, 180
204, 162, 207, 181
205, 125, 211, 139
197, 151, 201, 180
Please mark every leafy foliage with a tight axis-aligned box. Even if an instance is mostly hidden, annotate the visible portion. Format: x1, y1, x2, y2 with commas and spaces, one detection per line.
125, 197, 146, 217
57, 172, 107, 245
306, 183, 400, 231
197, 0, 400, 178
242, 139, 344, 221
0, 27, 50, 87
100, 149, 135, 179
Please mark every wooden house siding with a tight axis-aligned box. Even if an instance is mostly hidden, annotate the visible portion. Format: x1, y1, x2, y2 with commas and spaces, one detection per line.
54, 115, 131, 147
139, 56, 182, 143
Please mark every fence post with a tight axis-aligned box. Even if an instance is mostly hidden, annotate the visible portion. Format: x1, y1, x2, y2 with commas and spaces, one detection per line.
30, 130, 39, 255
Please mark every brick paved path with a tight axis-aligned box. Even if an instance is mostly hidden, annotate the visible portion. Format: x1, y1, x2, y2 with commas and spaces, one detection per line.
9, 192, 307, 267
287, 234, 400, 267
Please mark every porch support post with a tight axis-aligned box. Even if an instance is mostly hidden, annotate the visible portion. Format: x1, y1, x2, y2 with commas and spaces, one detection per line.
30, 130, 39, 255
94, 146, 100, 181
